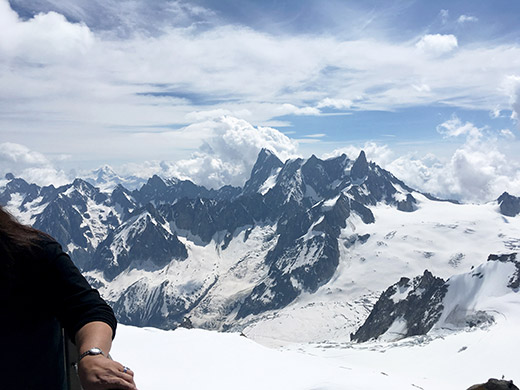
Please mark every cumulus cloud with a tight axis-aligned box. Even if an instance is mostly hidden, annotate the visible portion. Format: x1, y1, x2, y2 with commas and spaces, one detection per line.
162, 116, 299, 189
0, 143, 71, 186
0, 1, 93, 62
416, 34, 458, 56
393, 117, 520, 202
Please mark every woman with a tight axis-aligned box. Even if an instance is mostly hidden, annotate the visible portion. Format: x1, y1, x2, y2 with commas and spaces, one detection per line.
0, 206, 136, 390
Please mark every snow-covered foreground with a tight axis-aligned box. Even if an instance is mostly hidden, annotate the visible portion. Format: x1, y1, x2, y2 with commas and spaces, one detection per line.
113, 313, 519, 390
112, 325, 414, 389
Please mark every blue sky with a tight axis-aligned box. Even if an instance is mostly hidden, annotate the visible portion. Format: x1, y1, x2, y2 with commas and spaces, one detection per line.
1, 0, 520, 201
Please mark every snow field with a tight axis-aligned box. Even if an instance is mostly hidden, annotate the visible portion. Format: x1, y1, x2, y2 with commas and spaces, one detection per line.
112, 325, 418, 390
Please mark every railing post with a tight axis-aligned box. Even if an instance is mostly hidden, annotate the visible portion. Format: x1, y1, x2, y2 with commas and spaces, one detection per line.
63, 329, 83, 390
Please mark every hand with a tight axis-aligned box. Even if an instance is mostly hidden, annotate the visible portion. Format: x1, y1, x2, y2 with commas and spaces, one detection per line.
77, 355, 137, 390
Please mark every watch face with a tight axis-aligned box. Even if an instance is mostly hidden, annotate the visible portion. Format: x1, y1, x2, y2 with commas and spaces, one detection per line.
89, 348, 103, 355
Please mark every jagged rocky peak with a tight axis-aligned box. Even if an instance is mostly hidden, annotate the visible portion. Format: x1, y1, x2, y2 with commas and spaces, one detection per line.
111, 184, 137, 219
69, 178, 107, 204
350, 150, 369, 181
351, 270, 447, 343
72, 177, 96, 193
0, 174, 41, 205
91, 203, 188, 280
243, 148, 283, 194
146, 174, 168, 190
497, 192, 520, 217
300, 154, 351, 200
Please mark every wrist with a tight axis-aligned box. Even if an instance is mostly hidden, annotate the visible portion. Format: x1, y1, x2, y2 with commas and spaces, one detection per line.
78, 347, 105, 362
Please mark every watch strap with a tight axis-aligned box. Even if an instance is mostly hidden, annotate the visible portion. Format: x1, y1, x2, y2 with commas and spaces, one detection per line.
78, 347, 105, 362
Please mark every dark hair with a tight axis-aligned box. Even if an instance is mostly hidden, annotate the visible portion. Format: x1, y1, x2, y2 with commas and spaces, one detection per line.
0, 206, 50, 268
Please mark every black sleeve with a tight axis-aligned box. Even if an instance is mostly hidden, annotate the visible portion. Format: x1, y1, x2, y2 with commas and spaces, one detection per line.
41, 240, 117, 341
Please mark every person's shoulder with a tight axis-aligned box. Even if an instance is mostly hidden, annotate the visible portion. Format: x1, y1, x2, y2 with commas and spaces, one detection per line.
32, 234, 64, 258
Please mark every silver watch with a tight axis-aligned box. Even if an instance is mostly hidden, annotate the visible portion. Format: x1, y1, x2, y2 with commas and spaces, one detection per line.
78, 347, 105, 361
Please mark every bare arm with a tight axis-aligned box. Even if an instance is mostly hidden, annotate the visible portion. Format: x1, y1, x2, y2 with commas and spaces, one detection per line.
75, 322, 137, 390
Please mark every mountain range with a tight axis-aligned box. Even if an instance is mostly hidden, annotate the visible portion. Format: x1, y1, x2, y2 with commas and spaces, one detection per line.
2, 149, 519, 344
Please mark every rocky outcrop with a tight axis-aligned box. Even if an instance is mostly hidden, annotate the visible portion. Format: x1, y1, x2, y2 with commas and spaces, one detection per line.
467, 378, 519, 390
498, 192, 520, 217
351, 270, 447, 342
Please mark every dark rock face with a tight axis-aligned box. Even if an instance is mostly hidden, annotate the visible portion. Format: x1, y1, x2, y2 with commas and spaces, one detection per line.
397, 194, 417, 212
243, 148, 283, 194
90, 204, 188, 280
0, 176, 40, 206
33, 196, 89, 249
498, 192, 520, 217
350, 151, 369, 182
351, 270, 447, 342
467, 378, 519, 390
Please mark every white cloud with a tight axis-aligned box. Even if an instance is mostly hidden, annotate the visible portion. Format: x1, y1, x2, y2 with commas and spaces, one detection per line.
0, 1, 93, 62
458, 15, 478, 23
389, 144, 520, 203
0, 142, 70, 186
416, 34, 458, 56
276, 104, 321, 116
2, 1, 520, 174
436, 116, 483, 142
0, 142, 48, 165
317, 98, 352, 110
162, 116, 299, 189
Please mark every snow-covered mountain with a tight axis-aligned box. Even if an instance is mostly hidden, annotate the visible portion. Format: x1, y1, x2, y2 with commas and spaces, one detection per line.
352, 253, 519, 342
1, 149, 519, 346
81, 165, 146, 192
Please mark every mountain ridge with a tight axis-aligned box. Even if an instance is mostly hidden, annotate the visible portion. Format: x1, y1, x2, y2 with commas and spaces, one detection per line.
1, 149, 518, 337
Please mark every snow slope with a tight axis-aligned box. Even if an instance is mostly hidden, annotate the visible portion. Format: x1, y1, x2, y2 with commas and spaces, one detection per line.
240, 192, 520, 345
113, 325, 416, 390
113, 315, 519, 390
